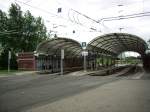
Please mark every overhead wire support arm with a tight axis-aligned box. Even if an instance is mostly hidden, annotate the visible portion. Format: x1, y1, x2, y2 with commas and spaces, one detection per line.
68, 9, 101, 32
70, 9, 99, 23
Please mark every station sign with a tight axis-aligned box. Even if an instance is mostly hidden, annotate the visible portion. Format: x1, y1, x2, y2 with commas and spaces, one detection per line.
81, 42, 86, 47
81, 42, 86, 49
82, 51, 88, 56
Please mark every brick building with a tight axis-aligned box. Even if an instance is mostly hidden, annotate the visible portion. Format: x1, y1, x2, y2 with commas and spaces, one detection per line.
17, 52, 36, 71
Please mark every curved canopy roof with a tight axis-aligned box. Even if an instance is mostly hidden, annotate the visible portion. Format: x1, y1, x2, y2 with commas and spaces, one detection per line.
36, 37, 82, 57
87, 33, 148, 56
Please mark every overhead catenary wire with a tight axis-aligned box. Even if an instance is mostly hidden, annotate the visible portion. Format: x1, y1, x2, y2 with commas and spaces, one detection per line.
99, 8, 150, 32
76, 14, 83, 25
70, 9, 99, 23
24, 0, 32, 4
99, 11, 150, 32
14, 0, 58, 17
15, 0, 89, 27
11, 0, 150, 34
65, 2, 150, 32
55, 0, 101, 32
14, 0, 99, 33
99, 11, 150, 23
67, 9, 101, 32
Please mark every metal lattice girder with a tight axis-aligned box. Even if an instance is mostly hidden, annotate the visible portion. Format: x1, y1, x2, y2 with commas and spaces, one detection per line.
88, 44, 117, 56
87, 33, 148, 57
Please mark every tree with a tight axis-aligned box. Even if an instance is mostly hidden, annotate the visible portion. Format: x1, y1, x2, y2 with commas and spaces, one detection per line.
7, 3, 24, 52
0, 10, 8, 52
0, 3, 48, 69
147, 40, 150, 49
21, 11, 47, 51
6, 3, 48, 52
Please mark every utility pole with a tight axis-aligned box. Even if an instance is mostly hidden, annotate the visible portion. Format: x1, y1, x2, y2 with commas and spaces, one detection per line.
8, 50, 11, 72
83, 52, 87, 72
60, 49, 64, 75
81, 42, 87, 72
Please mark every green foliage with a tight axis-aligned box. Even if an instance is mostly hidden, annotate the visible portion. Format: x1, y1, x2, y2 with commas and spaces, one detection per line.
0, 10, 8, 49
0, 3, 48, 69
0, 49, 17, 70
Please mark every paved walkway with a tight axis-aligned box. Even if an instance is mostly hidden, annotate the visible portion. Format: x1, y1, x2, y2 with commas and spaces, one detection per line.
26, 70, 150, 112
0, 67, 115, 78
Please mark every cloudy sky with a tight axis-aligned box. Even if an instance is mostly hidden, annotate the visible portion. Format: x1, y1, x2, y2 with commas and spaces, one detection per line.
0, 0, 150, 45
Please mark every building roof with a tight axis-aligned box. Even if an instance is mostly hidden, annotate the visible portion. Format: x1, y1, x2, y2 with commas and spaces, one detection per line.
87, 33, 148, 56
36, 33, 148, 58
36, 37, 82, 57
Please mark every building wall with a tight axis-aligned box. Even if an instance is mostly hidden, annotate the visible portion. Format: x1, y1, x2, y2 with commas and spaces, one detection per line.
17, 52, 83, 72
17, 52, 35, 71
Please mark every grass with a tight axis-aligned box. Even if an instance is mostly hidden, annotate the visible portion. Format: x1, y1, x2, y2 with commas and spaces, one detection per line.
0, 70, 22, 75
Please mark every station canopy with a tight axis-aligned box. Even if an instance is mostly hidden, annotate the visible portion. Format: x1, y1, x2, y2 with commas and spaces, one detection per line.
36, 37, 82, 57
87, 33, 148, 56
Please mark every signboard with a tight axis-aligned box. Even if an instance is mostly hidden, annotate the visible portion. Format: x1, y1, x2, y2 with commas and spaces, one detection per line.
82, 51, 88, 56
81, 42, 86, 47
81, 42, 86, 50
58, 8, 62, 13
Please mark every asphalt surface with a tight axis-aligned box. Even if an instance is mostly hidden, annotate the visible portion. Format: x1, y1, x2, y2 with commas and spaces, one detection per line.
0, 66, 149, 112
